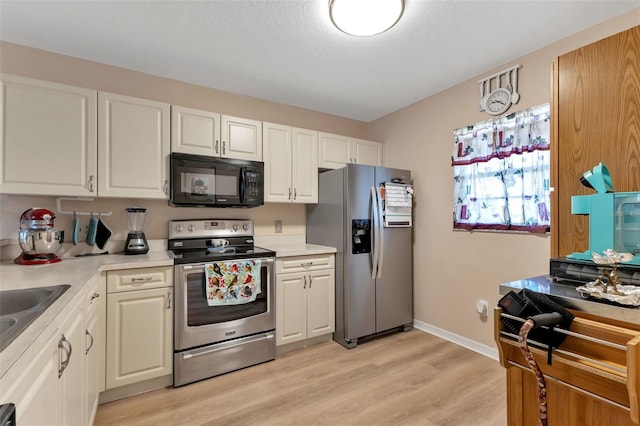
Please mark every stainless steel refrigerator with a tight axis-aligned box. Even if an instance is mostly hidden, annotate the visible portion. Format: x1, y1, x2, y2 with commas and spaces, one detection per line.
306, 164, 413, 349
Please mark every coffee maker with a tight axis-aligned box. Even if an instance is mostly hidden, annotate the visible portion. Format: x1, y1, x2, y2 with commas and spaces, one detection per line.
124, 207, 149, 255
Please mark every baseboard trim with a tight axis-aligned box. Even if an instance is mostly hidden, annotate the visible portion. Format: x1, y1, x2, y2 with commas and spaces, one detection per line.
413, 319, 499, 361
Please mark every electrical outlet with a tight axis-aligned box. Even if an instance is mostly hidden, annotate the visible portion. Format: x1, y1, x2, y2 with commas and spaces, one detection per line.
476, 299, 489, 316
275, 220, 283, 233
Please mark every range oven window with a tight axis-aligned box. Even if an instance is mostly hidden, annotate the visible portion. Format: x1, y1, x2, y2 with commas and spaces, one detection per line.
185, 264, 268, 326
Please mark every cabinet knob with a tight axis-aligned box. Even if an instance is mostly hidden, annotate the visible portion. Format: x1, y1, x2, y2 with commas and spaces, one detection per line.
90, 292, 100, 303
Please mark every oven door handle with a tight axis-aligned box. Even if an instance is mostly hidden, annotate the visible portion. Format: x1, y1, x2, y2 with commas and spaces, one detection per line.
179, 257, 274, 271
181, 333, 274, 360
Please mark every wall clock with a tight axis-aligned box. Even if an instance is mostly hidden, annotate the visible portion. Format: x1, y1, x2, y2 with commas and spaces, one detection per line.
484, 87, 512, 116
478, 64, 521, 115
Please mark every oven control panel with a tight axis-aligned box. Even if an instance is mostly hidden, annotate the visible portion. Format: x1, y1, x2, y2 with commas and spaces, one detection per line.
169, 219, 253, 239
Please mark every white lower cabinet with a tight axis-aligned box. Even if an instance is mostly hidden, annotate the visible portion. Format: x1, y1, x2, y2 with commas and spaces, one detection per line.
0, 286, 91, 426
57, 296, 85, 426
276, 254, 335, 346
84, 280, 101, 425
9, 331, 60, 425
105, 266, 173, 390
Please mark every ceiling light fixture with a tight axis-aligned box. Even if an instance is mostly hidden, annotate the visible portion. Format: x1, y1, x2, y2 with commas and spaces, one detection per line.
329, 0, 405, 37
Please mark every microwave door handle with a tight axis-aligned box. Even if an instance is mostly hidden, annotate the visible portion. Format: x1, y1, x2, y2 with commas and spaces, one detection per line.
239, 169, 245, 204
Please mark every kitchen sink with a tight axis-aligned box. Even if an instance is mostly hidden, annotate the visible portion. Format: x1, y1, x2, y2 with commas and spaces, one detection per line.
0, 285, 70, 353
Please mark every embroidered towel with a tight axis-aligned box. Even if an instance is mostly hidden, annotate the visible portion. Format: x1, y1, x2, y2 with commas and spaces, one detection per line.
205, 259, 262, 306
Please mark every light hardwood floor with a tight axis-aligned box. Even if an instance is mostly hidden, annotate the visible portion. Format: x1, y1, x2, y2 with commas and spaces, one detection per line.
95, 330, 507, 426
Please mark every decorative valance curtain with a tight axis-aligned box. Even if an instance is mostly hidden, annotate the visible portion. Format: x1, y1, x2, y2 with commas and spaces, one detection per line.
452, 104, 551, 233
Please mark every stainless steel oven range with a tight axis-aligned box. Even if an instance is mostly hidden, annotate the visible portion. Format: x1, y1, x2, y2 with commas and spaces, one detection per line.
169, 219, 276, 387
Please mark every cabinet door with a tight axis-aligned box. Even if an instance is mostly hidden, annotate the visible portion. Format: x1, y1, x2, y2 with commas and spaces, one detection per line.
552, 26, 640, 257
263, 122, 292, 202
106, 287, 173, 389
8, 333, 59, 426
84, 307, 99, 426
292, 128, 318, 203
221, 115, 263, 161
318, 132, 352, 169
0, 74, 97, 196
352, 138, 383, 166
58, 304, 85, 426
306, 269, 335, 339
98, 92, 170, 198
171, 105, 221, 156
276, 272, 307, 345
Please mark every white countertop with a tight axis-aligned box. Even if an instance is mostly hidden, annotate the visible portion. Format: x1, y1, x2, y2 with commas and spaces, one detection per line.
254, 235, 336, 257
0, 251, 174, 379
258, 243, 337, 257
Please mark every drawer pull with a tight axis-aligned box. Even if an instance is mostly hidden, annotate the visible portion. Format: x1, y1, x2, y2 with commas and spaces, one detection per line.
90, 292, 100, 302
130, 276, 154, 284
301, 262, 313, 268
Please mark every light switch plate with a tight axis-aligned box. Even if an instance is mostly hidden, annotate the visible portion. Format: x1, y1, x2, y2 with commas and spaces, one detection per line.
275, 220, 283, 233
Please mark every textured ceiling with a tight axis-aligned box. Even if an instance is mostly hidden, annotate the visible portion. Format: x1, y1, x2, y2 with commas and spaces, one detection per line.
0, 1, 638, 122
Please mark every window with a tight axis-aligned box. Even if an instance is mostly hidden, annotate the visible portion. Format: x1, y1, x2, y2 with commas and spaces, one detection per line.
452, 104, 551, 233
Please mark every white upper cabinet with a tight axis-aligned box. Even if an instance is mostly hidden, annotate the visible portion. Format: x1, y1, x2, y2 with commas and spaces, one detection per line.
291, 127, 318, 203
263, 122, 317, 203
98, 92, 170, 199
0, 74, 97, 196
221, 115, 262, 161
263, 122, 292, 202
318, 132, 351, 169
318, 132, 383, 169
171, 105, 221, 156
352, 138, 384, 167
171, 107, 262, 161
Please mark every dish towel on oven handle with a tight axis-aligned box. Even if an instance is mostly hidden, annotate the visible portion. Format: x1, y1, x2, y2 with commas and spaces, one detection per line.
205, 259, 262, 306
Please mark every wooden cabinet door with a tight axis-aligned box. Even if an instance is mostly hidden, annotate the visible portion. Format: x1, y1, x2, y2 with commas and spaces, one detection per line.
353, 138, 383, 166
276, 272, 307, 345
306, 269, 335, 339
507, 366, 633, 426
552, 26, 640, 257
263, 122, 292, 202
318, 132, 352, 169
292, 127, 318, 203
0, 74, 97, 196
221, 115, 262, 161
98, 92, 170, 198
171, 105, 221, 156
106, 287, 173, 389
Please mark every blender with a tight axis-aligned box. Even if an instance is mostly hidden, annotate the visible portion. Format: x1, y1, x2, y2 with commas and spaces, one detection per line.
124, 208, 149, 255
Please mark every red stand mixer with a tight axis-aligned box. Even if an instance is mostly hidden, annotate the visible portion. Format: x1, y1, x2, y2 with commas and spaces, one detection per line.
14, 208, 65, 265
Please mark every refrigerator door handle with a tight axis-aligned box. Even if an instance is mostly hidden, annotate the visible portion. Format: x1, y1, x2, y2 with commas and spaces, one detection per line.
370, 186, 380, 279
376, 186, 384, 279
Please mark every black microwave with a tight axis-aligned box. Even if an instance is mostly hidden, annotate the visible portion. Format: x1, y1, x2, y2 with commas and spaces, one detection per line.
170, 153, 264, 208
